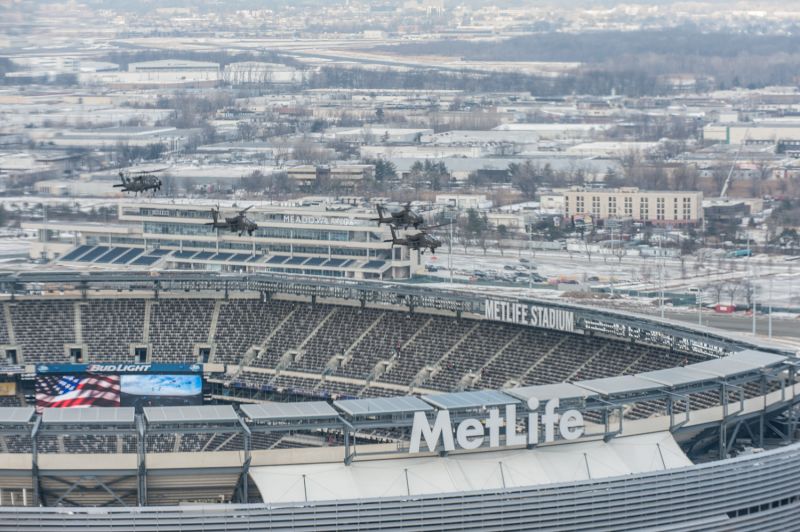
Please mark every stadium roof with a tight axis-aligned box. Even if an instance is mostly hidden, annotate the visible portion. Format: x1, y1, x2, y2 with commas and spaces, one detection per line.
334, 396, 432, 417
0, 407, 35, 424
637, 366, 718, 387
144, 405, 238, 424
576, 375, 665, 396
729, 350, 787, 368
691, 351, 786, 378
422, 390, 519, 410
505, 383, 598, 403
42, 407, 135, 425
241, 401, 339, 422
251, 431, 692, 504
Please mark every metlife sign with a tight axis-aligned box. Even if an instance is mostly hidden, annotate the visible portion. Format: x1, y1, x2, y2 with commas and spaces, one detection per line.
485, 299, 575, 333
410, 398, 585, 453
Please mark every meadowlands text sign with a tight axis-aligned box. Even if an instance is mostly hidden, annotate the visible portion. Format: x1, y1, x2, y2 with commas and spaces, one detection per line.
410, 398, 585, 453
485, 299, 575, 333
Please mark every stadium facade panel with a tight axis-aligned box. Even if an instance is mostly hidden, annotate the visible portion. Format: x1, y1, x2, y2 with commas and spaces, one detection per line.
2, 441, 800, 531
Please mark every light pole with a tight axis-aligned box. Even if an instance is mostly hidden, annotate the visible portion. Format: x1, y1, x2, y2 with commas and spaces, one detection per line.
657, 229, 665, 319
768, 276, 773, 339
697, 289, 703, 326
529, 228, 533, 290
608, 219, 619, 297
448, 203, 456, 284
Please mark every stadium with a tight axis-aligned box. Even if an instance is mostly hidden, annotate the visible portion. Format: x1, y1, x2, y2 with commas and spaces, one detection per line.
0, 270, 797, 531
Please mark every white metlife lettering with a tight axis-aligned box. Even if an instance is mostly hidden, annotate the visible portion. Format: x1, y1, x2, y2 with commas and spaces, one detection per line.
410, 409, 455, 453
484, 299, 575, 333
409, 397, 585, 454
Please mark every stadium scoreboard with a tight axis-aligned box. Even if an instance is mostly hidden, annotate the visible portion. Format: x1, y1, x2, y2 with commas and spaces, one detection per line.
34, 363, 203, 411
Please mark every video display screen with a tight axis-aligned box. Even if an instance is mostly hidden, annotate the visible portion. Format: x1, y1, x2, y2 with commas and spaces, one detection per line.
120, 374, 203, 408
35, 373, 202, 411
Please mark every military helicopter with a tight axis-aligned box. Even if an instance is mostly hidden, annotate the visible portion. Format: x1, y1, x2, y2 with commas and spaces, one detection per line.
113, 170, 162, 195
385, 226, 444, 255
206, 205, 258, 236
372, 202, 424, 230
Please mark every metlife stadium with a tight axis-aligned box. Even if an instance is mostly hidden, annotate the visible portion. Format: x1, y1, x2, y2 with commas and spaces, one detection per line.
0, 271, 798, 531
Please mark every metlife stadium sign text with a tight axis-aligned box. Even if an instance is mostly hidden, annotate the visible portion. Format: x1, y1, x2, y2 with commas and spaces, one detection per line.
410, 398, 585, 453
485, 299, 575, 333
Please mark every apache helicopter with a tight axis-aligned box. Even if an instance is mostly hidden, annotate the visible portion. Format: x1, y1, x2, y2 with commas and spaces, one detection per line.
372, 203, 424, 230
113, 170, 162, 195
385, 226, 444, 255
206, 205, 258, 236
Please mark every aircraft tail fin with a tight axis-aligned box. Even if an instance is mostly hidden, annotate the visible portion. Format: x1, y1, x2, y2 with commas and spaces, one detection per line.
372, 204, 385, 224
384, 226, 397, 244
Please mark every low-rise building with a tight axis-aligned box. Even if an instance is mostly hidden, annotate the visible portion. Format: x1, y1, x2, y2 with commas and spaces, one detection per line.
537, 192, 566, 214
562, 187, 703, 226
704, 120, 800, 145
435, 194, 491, 210
485, 211, 528, 231
287, 164, 374, 190
24, 201, 419, 280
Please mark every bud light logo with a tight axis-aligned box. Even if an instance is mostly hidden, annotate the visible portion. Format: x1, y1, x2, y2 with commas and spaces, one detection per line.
87, 364, 152, 373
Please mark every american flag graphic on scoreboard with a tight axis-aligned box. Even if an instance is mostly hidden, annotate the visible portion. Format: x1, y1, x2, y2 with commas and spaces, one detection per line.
35, 374, 121, 412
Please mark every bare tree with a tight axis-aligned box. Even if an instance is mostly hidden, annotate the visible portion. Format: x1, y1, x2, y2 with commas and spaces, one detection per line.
707, 281, 726, 305
495, 225, 509, 257
612, 241, 626, 264
291, 139, 330, 164
621, 148, 643, 183
741, 280, 755, 309
723, 282, 740, 306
